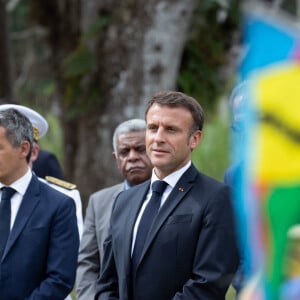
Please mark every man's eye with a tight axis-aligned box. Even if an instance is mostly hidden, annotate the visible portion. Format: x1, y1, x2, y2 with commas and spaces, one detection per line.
147, 126, 157, 131
119, 150, 129, 157
136, 147, 146, 153
167, 128, 176, 132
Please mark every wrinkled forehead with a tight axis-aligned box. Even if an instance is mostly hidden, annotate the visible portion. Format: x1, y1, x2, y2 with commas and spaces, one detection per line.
117, 130, 145, 146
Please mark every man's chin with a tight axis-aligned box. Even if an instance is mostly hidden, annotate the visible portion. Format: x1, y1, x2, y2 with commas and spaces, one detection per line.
151, 159, 168, 169
128, 175, 148, 186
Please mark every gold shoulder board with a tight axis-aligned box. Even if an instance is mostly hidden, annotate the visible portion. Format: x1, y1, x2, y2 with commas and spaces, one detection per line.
45, 176, 77, 190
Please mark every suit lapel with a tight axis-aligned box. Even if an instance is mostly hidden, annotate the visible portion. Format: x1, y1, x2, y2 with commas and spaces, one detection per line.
138, 165, 198, 267
122, 181, 150, 273
113, 183, 125, 199
2, 175, 40, 261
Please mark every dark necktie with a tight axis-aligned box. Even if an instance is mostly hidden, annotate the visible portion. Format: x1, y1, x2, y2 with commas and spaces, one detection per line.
132, 180, 167, 270
0, 187, 16, 259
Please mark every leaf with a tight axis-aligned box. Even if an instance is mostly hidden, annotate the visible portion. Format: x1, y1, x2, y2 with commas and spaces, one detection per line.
63, 45, 96, 78
83, 16, 111, 39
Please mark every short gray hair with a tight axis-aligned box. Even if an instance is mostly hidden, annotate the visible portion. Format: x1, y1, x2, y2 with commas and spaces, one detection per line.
0, 108, 34, 162
113, 119, 146, 153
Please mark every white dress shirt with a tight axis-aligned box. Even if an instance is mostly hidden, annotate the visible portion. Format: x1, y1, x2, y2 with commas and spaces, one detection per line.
131, 161, 191, 254
0, 168, 32, 230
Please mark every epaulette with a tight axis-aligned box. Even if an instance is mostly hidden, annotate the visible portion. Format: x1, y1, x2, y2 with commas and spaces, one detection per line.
45, 176, 77, 190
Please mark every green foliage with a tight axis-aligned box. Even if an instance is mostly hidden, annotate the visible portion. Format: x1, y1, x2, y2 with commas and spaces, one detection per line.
83, 16, 111, 39
18, 78, 56, 99
9, 0, 30, 31
178, 0, 240, 113
62, 15, 111, 118
192, 113, 230, 181
63, 45, 97, 78
62, 43, 102, 119
65, 85, 102, 120
38, 113, 63, 163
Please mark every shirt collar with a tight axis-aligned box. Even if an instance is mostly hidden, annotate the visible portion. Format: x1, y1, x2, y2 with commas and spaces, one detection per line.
0, 168, 32, 196
124, 180, 131, 190
151, 161, 191, 188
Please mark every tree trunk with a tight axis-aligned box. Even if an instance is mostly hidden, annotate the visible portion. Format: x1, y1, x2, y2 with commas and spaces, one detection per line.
30, 0, 198, 214
0, 1, 14, 103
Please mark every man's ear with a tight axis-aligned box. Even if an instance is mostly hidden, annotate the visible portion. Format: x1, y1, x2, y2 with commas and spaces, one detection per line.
112, 152, 117, 161
30, 142, 40, 163
19, 140, 32, 158
190, 130, 202, 150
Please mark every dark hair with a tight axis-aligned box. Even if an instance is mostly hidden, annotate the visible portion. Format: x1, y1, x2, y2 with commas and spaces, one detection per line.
145, 91, 204, 133
0, 108, 33, 162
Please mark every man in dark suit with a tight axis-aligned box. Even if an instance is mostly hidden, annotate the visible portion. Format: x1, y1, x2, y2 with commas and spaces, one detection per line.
95, 91, 239, 300
76, 119, 152, 300
0, 108, 79, 299
0, 103, 84, 242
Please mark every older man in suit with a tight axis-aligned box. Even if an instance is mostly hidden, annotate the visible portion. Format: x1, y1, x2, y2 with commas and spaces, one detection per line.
0, 108, 79, 300
95, 91, 240, 300
76, 119, 152, 300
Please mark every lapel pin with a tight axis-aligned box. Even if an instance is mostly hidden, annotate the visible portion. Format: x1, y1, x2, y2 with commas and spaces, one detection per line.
179, 187, 184, 192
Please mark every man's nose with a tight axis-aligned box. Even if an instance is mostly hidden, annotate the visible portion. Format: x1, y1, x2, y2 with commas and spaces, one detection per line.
153, 128, 165, 142
127, 149, 139, 160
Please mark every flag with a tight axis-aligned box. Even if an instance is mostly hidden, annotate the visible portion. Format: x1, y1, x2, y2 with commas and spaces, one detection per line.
235, 3, 300, 300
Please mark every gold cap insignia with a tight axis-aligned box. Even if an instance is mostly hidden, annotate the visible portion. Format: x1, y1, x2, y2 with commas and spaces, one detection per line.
33, 127, 39, 141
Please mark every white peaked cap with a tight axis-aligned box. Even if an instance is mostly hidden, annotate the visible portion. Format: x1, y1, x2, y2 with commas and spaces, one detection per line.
0, 104, 49, 140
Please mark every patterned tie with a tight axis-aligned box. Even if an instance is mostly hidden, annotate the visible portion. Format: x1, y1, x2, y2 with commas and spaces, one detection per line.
0, 187, 16, 259
132, 180, 167, 270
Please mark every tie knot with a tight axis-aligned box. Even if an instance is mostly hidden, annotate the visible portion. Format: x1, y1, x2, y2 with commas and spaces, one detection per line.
151, 180, 167, 195
1, 187, 16, 201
